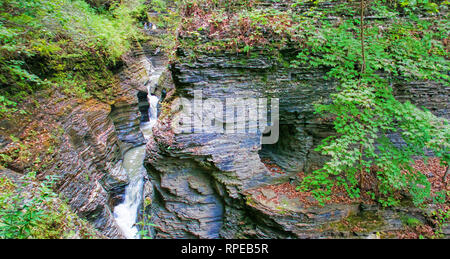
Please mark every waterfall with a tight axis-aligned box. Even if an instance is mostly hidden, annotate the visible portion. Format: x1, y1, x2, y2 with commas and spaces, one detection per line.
113, 146, 146, 239
140, 95, 159, 139
113, 94, 159, 239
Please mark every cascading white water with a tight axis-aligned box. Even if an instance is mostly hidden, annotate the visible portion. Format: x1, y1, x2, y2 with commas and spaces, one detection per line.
113, 146, 146, 239
140, 95, 159, 139
113, 94, 159, 239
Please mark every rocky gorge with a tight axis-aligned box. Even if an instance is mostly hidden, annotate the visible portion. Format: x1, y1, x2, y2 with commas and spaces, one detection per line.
1, 40, 448, 240
0, 0, 448, 239
0, 42, 168, 238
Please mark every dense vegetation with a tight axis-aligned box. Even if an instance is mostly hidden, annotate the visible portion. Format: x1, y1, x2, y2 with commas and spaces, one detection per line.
0, 0, 148, 116
0, 172, 102, 238
291, 0, 449, 208
0, 0, 150, 239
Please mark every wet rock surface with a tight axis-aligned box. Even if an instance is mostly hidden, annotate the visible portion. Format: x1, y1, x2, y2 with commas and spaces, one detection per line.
0, 45, 162, 238
54, 48, 166, 238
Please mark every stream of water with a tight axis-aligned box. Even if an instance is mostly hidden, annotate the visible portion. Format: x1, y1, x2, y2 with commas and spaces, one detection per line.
113, 94, 159, 239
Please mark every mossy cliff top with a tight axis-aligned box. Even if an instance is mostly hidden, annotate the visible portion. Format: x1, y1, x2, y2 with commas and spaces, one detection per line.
175, 0, 448, 68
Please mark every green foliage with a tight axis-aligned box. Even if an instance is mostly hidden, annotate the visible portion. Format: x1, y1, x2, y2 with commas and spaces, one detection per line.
144, 0, 181, 59
176, 0, 449, 58
136, 214, 157, 239
399, 0, 443, 13
136, 197, 157, 239
429, 207, 450, 236
433, 190, 448, 204
150, 0, 168, 13
0, 172, 100, 239
0, 0, 147, 116
296, 1, 449, 206
0, 95, 18, 115
401, 216, 423, 227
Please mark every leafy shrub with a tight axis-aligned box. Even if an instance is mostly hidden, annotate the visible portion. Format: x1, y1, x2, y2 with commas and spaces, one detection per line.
295, 1, 449, 206
0, 172, 101, 239
0, 0, 147, 116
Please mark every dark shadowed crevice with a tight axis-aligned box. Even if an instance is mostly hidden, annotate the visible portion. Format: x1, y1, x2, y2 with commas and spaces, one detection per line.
258, 124, 313, 175
137, 91, 150, 123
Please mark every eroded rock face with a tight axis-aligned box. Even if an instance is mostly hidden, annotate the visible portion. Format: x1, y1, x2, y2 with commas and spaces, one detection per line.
42, 48, 159, 238
144, 52, 449, 239
50, 99, 125, 238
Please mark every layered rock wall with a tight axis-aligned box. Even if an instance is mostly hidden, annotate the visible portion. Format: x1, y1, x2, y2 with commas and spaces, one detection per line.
44, 47, 158, 238
145, 52, 449, 238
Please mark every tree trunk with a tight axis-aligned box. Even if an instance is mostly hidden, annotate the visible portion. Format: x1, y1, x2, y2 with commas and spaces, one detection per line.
444, 165, 449, 185
360, 0, 366, 74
